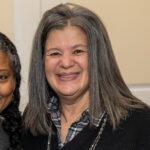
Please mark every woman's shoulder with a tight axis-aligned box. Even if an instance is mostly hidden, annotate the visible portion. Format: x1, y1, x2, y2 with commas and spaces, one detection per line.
129, 107, 150, 121
117, 107, 150, 132
129, 107, 150, 148
22, 129, 48, 142
125, 107, 150, 136
22, 129, 48, 150
126, 107, 150, 124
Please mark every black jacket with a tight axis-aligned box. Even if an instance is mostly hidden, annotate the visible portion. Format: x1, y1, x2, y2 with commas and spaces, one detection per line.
23, 108, 150, 150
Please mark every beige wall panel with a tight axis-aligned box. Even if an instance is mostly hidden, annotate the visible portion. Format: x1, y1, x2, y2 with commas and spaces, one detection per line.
0, 0, 13, 40
68, 0, 150, 84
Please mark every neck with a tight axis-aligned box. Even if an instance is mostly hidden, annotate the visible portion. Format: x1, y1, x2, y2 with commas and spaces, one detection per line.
59, 91, 90, 123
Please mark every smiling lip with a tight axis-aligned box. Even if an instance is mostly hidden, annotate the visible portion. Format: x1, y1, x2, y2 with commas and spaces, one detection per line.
56, 72, 80, 81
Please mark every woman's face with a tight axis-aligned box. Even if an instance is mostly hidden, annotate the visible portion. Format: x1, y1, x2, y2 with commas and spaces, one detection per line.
44, 25, 89, 101
0, 51, 15, 113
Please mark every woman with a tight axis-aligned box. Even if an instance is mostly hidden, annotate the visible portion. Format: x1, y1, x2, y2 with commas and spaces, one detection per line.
23, 3, 150, 150
0, 32, 22, 150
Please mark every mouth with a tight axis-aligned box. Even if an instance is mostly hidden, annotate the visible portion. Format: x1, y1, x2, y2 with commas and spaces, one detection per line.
56, 72, 80, 81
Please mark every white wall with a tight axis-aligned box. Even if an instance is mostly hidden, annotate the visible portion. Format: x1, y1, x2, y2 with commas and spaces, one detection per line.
129, 84, 150, 105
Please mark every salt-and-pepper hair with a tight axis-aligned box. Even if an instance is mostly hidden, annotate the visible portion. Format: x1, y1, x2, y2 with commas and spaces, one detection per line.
24, 3, 146, 135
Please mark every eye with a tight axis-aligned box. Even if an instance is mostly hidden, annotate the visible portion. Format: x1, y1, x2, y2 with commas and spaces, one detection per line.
73, 49, 85, 55
49, 52, 61, 56
45, 50, 62, 57
0, 75, 8, 80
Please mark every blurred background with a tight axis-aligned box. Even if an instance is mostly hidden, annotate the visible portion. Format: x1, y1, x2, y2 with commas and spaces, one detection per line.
0, 0, 150, 111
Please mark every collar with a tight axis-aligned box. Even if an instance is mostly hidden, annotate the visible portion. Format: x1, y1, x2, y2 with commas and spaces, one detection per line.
47, 96, 105, 127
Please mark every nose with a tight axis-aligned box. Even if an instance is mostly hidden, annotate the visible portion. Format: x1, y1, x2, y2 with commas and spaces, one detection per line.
60, 54, 75, 69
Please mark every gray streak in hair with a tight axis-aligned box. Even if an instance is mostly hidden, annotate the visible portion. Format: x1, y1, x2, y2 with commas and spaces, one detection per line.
24, 3, 147, 135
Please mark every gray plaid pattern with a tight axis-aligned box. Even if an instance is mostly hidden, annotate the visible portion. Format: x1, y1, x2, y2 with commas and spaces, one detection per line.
47, 96, 104, 149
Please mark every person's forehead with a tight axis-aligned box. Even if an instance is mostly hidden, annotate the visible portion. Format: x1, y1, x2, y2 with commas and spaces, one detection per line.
0, 51, 11, 67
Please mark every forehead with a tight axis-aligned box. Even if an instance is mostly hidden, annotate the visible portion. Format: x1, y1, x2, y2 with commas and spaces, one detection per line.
45, 25, 87, 49
0, 50, 11, 68
47, 25, 86, 40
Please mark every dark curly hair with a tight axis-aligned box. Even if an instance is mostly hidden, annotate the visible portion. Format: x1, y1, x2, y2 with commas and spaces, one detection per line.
0, 32, 22, 149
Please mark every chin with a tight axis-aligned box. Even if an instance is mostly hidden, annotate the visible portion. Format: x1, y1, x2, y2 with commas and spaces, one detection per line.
59, 92, 77, 97
57, 90, 79, 98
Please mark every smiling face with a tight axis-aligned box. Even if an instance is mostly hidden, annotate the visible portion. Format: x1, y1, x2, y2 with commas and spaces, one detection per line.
0, 51, 15, 113
44, 25, 89, 102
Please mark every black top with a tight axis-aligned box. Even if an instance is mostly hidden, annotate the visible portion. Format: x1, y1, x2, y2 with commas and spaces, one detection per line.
0, 120, 10, 150
23, 108, 150, 150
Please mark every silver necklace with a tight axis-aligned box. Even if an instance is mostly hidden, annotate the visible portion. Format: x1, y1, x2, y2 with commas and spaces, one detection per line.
89, 116, 107, 150
47, 116, 107, 150
47, 127, 51, 150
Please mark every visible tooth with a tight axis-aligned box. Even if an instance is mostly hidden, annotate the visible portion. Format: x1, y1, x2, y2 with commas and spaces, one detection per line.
60, 74, 78, 78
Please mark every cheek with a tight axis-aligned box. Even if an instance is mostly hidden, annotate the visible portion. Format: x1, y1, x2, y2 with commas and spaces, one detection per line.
0, 81, 15, 97
44, 58, 59, 76
77, 56, 88, 71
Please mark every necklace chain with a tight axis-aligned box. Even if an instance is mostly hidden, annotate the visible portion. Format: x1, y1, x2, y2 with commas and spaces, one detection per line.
89, 116, 107, 150
47, 116, 107, 150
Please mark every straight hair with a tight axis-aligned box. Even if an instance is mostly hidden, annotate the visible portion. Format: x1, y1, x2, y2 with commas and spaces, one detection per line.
24, 3, 147, 135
